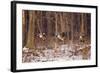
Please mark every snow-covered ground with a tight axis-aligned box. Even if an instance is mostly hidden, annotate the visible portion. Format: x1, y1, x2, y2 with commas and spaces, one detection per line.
22, 44, 90, 63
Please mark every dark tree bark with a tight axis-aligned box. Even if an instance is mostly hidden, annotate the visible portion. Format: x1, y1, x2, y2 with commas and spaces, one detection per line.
25, 11, 35, 49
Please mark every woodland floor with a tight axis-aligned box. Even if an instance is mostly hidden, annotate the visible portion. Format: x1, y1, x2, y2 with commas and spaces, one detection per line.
22, 43, 91, 63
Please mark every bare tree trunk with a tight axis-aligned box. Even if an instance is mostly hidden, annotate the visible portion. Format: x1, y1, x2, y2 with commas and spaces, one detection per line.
60, 12, 66, 33
81, 13, 84, 34
22, 10, 26, 48
54, 12, 58, 55
71, 13, 74, 45
22, 10, 29, 48
26, 11, 35, 49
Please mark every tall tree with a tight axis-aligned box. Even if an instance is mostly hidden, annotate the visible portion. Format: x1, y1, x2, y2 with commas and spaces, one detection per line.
25, 11, 35, 49
22, 10, 29, 48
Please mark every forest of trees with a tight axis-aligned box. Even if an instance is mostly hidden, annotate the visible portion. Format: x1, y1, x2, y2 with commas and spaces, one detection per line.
22, 10, 91, 62
22, 10, 91, 49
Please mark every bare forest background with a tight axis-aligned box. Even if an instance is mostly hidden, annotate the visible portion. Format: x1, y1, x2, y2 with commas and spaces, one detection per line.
22, 10, 91, 49
22, 10, 91, 62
